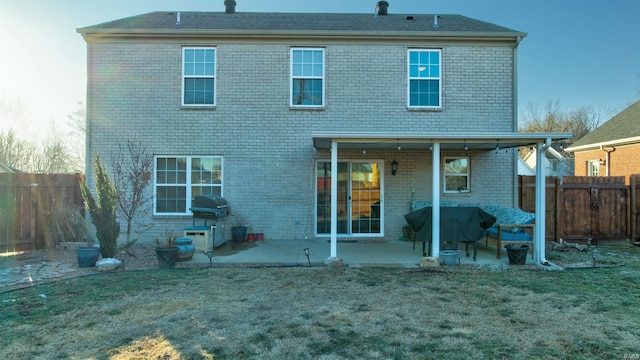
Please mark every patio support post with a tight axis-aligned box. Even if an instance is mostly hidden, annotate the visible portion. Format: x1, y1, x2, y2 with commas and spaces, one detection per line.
535, 140, 550, 265
330, 140, 338, 259
432, 142, 441, 258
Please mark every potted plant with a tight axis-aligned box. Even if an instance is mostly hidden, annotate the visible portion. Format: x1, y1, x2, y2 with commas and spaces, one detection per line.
75, 233, 101, 268
154, 229, 179, 268
80, 154, 120, 259
230, 215, 248, 242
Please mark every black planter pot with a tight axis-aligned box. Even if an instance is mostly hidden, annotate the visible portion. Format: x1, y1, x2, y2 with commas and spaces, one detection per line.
231, 227, 247, 242
155, 247, 179, 268
76, 246, 101, 267
505, 245, 530, 265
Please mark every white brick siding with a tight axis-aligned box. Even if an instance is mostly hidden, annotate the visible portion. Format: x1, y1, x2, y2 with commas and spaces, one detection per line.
86, 40, 517, 243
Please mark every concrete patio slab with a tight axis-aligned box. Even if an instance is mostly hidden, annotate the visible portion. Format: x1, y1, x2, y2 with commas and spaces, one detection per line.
186, 239, 520, 268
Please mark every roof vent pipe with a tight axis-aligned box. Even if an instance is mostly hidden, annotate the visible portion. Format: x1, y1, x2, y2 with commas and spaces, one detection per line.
224, 0, 236, 14
433, 14, 439, 29
176, 12, 181, 25
375, 1, 389, 16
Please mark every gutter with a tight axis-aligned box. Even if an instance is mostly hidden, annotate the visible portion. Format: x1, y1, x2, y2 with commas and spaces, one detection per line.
565, 136, 640, 152
77, 28, 527, 43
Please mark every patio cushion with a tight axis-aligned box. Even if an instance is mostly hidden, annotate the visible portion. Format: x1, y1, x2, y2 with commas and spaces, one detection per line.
483, 205, 534, 233
485, 227, 532, 241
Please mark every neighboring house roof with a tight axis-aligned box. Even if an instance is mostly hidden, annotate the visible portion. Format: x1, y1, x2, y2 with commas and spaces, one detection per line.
0, 160, 18, 173
520, 146, 573, 176
77, 11, 525, 40
566, 99, 640, 152
522, 146, 565, 165
518, 157, 535, 176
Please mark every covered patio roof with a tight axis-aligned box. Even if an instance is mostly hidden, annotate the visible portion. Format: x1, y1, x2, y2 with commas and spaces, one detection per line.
312, 132, 572, 151
312, 131, 572, 268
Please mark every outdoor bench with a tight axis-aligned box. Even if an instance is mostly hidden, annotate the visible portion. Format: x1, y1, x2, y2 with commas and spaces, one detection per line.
482, 204, 535, 259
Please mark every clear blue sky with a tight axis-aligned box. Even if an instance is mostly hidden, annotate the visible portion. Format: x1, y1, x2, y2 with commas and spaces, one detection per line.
1, 0, 639, 139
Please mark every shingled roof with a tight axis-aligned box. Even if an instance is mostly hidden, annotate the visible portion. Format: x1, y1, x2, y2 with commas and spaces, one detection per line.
77, 11, 525, 39
567, 99, 640, 151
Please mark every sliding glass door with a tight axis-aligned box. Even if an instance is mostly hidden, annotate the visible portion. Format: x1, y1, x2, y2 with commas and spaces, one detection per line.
316, 161, 382, 236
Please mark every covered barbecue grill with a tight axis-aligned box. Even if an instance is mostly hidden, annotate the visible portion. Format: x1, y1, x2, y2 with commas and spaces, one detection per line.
189, 194, 229, 226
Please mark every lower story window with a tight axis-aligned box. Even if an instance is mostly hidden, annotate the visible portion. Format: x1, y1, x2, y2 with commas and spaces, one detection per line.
316, 161, 383, 235
587, 160, 600, 177
444, 157, 469, 193
155, 156, 223, 215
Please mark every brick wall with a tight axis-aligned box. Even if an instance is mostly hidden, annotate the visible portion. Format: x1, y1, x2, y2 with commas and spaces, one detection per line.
86, 39, 518, 243
574, 144, 640, 182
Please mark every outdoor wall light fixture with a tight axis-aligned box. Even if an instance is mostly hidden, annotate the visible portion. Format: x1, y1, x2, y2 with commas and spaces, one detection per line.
464, 140, 468, 151
397, 139, 401, 151
391, 159, 399, 176
362, 145, 367, 155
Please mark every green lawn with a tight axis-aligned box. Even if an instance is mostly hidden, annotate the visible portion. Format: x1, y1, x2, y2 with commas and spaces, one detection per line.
1, 246, 640, 359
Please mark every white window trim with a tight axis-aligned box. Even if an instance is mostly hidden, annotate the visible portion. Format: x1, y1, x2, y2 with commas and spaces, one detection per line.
154, 155, 224, 215
181, 47, 217, 107
290, 47, 325, 108
443, 156, 470, 194
587, 159, 601, 177
407, 48, 442, 109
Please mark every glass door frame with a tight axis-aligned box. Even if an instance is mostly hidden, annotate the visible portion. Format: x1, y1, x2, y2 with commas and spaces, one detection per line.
315, 159, 384, 237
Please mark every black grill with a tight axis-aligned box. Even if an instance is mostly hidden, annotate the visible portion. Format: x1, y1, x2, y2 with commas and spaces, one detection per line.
189, 194, 229, 226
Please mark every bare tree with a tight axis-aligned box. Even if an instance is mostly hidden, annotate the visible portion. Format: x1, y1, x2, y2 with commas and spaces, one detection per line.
520, 100, 572, 133
566, 105, 607, 141
66, 102, 86, 172
0, 129, 37, 171
34, 137, 72, 173
0, 96, 35, 139
111, 137, 154, 242
520, 100, 609, 143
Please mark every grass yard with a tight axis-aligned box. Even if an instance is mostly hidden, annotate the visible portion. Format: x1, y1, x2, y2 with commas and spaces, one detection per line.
1, 246, 640, 359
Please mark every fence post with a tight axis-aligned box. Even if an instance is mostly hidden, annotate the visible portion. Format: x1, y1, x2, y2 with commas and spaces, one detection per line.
555, 176, 561, 242
30, 182, 38, 249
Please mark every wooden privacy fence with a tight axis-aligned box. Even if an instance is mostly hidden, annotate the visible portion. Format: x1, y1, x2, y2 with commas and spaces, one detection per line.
519, 175, 640, 245
0, 173, 84, 253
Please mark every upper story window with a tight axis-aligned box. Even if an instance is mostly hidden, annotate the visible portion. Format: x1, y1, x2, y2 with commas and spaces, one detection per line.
291, 48, 324, 107
408, 49, 442, 109
155, 156, 223, 215
444, 157, 469, 193
182, 47, 216, 106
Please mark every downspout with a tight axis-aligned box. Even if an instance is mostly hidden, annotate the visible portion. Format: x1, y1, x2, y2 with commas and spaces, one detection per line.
535, 138, 552, 265
600, 145, 615, 176
512, 36, 524, 207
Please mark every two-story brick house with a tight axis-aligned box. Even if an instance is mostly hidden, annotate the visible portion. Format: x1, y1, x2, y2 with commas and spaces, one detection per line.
78, 2, 569, 262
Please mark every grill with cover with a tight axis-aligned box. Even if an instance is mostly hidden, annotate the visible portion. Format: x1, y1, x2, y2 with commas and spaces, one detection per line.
189, 194, 229, 226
